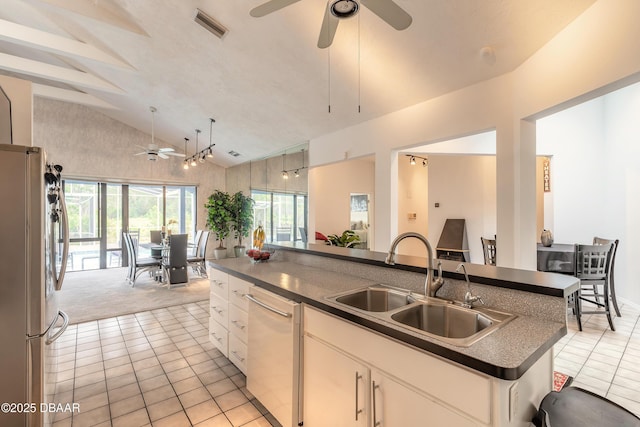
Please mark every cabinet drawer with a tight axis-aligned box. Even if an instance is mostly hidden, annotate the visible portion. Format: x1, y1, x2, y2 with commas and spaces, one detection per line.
229, 276, 251, 310
229, 334, 248, 374
209, 270, 229, 298
208, 317, 228, 357
209, 293, 229, 328
228, 304, 248, 344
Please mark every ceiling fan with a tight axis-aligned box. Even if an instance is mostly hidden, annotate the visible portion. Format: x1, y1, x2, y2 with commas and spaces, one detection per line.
134, 107, 185, 161
134, 143, 185, 161
250, 0, 412, 48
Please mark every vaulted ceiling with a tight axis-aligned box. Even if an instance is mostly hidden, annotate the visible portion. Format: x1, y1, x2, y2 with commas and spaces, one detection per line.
0, 0, 596, 167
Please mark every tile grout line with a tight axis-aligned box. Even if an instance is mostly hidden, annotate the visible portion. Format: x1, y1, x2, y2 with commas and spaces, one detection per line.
605, 313, 640, 398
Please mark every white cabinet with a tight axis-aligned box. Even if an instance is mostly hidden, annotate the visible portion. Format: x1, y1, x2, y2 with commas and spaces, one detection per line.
208, 270, 252, 374
227, 275, 251, 374
303, 335, 368, 427
208, 269, 229, 356
303, 334, 474, 427
303, 306, 551, 427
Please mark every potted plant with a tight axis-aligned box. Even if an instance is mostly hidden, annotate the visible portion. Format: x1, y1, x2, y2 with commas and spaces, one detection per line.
205, 190, 232, 259
327, 230, 361, 248
230, 191, 255, 257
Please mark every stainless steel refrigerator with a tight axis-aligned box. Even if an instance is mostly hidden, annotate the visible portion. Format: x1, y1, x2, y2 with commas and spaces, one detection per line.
0, 144, 70, 427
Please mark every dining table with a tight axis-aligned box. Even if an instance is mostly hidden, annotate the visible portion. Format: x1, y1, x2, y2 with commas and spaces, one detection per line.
537, 243, 575, 274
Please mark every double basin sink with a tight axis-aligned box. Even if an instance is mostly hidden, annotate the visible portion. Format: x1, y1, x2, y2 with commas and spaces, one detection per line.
326, 285, 516, 347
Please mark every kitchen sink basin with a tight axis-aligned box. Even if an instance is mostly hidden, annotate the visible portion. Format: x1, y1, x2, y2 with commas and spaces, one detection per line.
391, 303, 492, 338
334, 287, 415, 312
390, 302, 516, 346
326, 286, 516, 347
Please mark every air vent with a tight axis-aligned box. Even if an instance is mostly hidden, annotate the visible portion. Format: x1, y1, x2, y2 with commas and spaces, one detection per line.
194, 8, 228, 39
228, 151, 241, 157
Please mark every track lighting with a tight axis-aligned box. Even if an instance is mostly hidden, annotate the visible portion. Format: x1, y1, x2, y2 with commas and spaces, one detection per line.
406, 154, 428, 167
183, 120, 217, 171
281, 148, 308, 179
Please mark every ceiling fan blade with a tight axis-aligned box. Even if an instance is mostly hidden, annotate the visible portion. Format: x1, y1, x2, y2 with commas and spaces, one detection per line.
158, 153, 169, 159
250, 0, 302, 17
165, 152, 186, 157
318, 2, 340, 49
361, 0, 412, 30
134, 151, 147, 156
158, 147, 176, 153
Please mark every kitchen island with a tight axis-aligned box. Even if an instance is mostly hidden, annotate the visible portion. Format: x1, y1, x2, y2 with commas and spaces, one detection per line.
207, 243, 579, 426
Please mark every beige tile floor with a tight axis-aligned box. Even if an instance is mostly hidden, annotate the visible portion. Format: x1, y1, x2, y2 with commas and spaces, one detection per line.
51, 301, 280, 427
554, 301, 640, 417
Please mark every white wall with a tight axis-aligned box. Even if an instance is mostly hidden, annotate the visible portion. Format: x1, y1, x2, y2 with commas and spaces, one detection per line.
309, 156, 375, 241
427, 156, 496, 264
309, 0, 640, 278
396, 155, 429, 256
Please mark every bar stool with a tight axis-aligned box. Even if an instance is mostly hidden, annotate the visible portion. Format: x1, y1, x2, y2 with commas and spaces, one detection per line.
573, 243, 615, 331
533, 387, 640, 426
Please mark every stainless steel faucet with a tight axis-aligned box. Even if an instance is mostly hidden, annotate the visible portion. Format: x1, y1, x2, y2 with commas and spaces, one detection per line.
385, 232, 444, 297
456, 263, 484, 308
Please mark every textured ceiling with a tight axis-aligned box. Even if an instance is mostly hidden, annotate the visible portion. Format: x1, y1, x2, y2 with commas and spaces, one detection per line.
0, 0, 596, 167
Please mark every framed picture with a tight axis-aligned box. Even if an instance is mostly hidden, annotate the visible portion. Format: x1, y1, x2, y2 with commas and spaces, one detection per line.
0, 85, 12, 145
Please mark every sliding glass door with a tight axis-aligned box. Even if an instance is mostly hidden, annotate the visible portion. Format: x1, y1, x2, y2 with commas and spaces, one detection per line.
64, 179, 196, 271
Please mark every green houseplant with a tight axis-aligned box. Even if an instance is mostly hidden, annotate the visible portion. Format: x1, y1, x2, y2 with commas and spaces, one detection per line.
327, 230, 361, 248
230, 191, 255, 257
205, 190, 232, 259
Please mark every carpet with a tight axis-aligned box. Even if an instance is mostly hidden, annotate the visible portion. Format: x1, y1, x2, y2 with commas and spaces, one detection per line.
553, 371, 573, 392
57, 267, 210, 324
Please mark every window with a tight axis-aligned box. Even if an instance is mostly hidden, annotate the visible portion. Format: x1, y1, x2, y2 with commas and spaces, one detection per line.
63, 179, 196, 271
251, 190, 307, 244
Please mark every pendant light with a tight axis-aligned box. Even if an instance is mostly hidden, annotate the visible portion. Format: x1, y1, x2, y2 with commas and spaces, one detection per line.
191, 130, 200, 167
183, 138, 190, 170
207, 118, 215, 158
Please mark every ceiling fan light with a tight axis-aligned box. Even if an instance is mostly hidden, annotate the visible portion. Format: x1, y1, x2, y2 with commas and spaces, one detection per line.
331, 0, 359, 18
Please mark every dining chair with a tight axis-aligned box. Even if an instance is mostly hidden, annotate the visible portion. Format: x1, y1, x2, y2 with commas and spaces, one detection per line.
573, 243, 615, 331
189, 230, 203, 257
123, 231, 161, 287
163, 233, 189, 288
593, 237, 621, 317
187, 230, 209, 277
481, 237, 497, 266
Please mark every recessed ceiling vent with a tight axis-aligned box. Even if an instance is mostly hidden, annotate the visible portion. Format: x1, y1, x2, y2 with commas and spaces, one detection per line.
194, 8, 228, 39
228, 151, 241, 157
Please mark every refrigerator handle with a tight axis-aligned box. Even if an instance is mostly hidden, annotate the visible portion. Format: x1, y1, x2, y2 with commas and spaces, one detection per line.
46, 310, 69, 345
54, 188, 70, 291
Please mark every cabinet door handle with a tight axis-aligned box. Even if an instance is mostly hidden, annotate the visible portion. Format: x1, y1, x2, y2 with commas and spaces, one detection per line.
231, 350, 245, 362
355, 372, 363, 421
231, 320, 246, 330
211, 332, 222, 342
212, 307, 223, 315
372, 381, 381, 426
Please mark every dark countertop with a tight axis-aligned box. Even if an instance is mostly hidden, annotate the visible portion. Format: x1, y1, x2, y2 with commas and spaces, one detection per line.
272, 242, 580, 297
208, 247, 575, 381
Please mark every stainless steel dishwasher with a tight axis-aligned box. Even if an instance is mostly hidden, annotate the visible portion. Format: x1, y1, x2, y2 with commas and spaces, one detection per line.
246, 286, 301, 427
